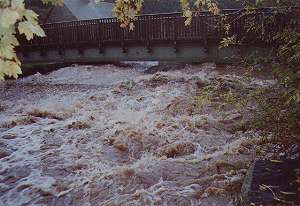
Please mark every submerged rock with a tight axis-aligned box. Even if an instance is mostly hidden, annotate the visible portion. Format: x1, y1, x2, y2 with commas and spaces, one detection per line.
144, 62, 186, 74
240, 160, 300, 206
0, 149, 10, 159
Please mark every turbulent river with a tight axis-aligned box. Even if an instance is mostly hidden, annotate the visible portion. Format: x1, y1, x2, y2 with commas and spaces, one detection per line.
0, 63, 276, 206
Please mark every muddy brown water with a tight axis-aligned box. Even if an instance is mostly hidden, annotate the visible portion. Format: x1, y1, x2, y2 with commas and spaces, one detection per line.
0, 64, 276, 206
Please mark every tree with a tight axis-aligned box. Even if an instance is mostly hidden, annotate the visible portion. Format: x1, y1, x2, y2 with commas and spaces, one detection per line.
0, 0, 63, 80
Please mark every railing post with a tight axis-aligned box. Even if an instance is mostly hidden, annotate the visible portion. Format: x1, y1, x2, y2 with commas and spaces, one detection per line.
203, 14, 209, 53
78, 22, 85, 55
98, 19, 104, 53
146, 15, 152, 53
173, 16, 178, 53
58, 23, 65, 56
40, 46, 46, 57
121, 27, 127, 53
39, 26, 46, 57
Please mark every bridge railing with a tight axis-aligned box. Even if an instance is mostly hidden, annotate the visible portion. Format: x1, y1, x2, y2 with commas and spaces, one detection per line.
18, 7, 300, 51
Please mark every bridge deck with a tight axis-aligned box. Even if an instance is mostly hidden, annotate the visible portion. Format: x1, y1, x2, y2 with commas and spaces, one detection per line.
17, 7, 299, 65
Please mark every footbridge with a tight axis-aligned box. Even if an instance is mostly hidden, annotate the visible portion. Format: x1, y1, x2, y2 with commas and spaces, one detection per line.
17, 7, 299, 66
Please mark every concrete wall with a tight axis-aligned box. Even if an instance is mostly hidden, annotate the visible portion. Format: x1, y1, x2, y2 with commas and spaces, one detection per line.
18, 43, 271, 67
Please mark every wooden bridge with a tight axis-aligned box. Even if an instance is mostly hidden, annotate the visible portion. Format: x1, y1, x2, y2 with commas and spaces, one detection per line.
17, 7, 299, 66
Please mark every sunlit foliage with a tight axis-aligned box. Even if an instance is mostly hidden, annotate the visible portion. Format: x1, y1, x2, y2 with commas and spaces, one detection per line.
0, 0, 63, 80
113, 0, 144, 30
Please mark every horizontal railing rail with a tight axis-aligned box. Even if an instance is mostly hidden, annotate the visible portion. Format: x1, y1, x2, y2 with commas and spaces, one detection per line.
18, 7, 300, 51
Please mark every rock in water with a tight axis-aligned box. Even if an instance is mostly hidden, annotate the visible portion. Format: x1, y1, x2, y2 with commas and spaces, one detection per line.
240, 160, 300, 206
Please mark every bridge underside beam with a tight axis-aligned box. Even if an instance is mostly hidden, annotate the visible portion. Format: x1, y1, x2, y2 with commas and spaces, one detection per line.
19, 43, 271, 67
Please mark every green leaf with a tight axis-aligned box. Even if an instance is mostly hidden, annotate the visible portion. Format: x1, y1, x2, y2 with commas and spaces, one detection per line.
0, 59, 22, 80
24, 9, 38, 22
18, 21, 45, 40
11, 0, 25, 11
0, 8, 20, 28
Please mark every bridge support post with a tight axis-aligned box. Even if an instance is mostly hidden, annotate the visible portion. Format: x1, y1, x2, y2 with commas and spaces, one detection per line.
40, 49, 46, 57
78, 47, 84, 55
58, 47, 65, 56
23, 49, 28, 58
238, 43, 246, 57
173, 41, 178, 53
146, 41, 152, 53
204, 39, 209, 53
98, 43, 104, 54
121, 42, 127, 53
